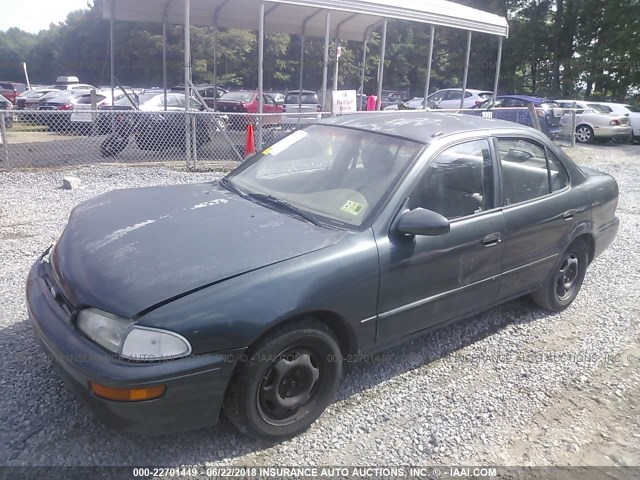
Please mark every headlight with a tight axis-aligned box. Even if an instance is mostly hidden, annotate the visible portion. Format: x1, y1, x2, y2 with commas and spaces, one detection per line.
77, 308, 191, 361
77, 308, 131, 353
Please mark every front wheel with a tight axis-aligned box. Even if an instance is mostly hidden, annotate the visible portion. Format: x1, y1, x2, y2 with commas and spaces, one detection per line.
223, 319, 342, 440
530, 240, 588, 312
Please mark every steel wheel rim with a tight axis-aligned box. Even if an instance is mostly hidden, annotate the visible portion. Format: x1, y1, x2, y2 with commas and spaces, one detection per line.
556, 253, 579, 301
576, 127, 591, 142
256, 347, 322, 426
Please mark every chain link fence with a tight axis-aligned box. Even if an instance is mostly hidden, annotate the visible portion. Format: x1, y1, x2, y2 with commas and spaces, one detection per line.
0, 110, 330, 171
0, 106, 576, 171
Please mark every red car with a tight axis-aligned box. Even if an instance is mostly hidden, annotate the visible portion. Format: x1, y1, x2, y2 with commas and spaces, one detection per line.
216, 90, 283, 130
1, 81, 28, 104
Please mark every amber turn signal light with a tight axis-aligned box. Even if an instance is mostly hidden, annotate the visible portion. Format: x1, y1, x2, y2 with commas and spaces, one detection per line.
90, 382, 166, 401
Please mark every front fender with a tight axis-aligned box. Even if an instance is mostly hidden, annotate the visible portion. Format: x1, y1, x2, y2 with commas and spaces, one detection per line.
137, 230, 380, 355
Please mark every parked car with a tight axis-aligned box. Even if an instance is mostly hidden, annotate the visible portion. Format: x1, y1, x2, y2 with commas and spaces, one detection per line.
170, 84, 228, 109
282, 89, 321, 127
36, 90, 93, 131
216, 90, 283, 130
0, 81, 28, 104
425, 88, 493, 109
27, 112, 619, 440
470, 95, 563, 138
265, 92, 285, 106
555, 100, 633, 144
69, 90, 133, 132
594, 102, 640, 143
0, 94, 13, 128
15, 88, 59, 110
98, 91, 214, 152
49, 83, 96, 92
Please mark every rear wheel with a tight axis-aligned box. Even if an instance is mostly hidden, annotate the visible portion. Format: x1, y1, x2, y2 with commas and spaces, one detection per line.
530, 240, 588, 312
575, 125, 594, 144
223, 318, 342, 440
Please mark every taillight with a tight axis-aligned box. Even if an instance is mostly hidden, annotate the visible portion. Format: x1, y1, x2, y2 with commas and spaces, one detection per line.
474, 100, 482, 106
58, 104, 74, 111
609, 119, 620, 126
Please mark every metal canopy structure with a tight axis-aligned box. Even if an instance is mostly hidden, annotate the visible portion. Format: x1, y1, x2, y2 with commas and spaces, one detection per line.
104, 0, 508, 40
103, 0, 508, 167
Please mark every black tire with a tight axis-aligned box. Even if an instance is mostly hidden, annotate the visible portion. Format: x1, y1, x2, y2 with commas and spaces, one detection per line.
100, 134, 130, 157
575, 125, 594, 144
223, 318, 342, 440
530, 239, 588, 312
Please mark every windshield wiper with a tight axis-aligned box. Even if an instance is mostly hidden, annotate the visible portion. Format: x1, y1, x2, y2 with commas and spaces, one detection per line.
247, 193, 321, 226
219, 177, 247, 198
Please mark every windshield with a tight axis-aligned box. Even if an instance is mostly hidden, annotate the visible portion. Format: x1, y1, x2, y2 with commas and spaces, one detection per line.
221, 91, 255, 103
285, 93, 318, 104
227, 125, 424, 228
624, 105, 640, 113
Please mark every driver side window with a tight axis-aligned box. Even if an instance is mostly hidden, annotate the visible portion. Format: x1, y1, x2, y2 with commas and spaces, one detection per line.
408, 140, 494, 220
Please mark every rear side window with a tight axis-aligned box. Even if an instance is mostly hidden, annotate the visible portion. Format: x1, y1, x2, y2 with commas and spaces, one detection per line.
497, 138, 569, 205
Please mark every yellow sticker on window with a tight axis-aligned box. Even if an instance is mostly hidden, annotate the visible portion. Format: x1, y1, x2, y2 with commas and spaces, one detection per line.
340, 200, 365, 216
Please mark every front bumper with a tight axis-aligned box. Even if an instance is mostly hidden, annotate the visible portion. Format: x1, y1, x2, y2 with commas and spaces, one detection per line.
26, 254, 245, 435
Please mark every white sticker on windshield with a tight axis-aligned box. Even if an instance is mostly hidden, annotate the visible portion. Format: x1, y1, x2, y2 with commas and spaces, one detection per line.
263, 130, 308, 156
340, 200, 365, 216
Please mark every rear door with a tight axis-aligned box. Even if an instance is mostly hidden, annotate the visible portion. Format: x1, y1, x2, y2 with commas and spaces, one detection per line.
495, 136, 573, 299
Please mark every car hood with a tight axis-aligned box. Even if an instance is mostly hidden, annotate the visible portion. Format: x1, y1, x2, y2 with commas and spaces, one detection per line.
51, 183, 347, 318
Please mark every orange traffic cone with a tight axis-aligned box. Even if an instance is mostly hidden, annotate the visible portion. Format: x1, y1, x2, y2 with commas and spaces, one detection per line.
244, 124, 256, 157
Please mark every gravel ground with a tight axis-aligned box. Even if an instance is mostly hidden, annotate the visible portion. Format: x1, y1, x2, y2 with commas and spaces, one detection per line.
0, 144, 639, 467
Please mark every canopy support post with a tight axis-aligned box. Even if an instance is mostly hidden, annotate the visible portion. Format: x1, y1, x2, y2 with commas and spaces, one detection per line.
493, 36, 503, 101
423, 25, 435, 109
332, 39, 340, 95
321, 10, 331, 112
298, 33, 305, 125
359, 36, 368, 111
162, 17, 168, 111
110, 0, 115, 108
460, 30, 472, 109
213, 26, 218, 110
257, 1, 265, 149
376, 20, 388, 111
184, 0, 192, 168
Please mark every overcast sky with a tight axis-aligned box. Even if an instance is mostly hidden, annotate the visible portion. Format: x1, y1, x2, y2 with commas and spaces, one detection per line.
0, 0, 90, 33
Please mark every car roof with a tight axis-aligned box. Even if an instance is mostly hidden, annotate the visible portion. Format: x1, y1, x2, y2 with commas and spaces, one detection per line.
320, 112, 533, 144
286, 90, 316, 94
436, 88, 491, 94
497, 94, 550, 103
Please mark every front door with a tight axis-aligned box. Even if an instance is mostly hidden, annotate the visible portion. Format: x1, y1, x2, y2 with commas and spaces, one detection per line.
376, 139, 505, 341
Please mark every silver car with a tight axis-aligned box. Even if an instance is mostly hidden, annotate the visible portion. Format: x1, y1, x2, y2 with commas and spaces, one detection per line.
595, 102, 640, 143
425, 88, 493, 109
555, 100, 632, 144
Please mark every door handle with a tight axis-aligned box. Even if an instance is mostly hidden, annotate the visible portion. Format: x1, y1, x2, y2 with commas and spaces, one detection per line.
563, 210, 575, 221
483, 233, 502, 247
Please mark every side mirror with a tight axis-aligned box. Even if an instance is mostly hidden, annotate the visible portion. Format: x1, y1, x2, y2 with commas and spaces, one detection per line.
395, 208, 450, 236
